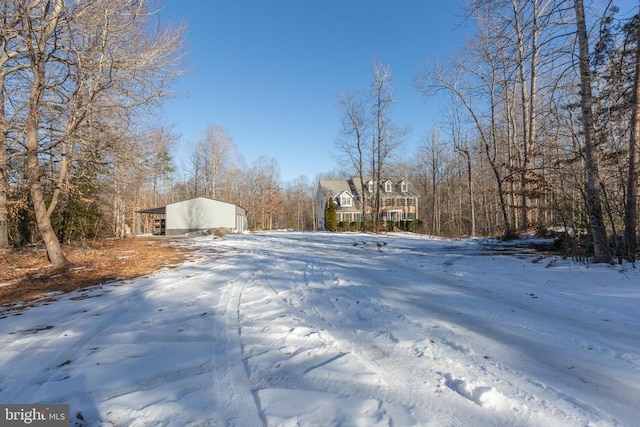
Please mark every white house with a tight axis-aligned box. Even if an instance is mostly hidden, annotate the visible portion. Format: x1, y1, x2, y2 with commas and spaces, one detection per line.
138, 197, 247, 235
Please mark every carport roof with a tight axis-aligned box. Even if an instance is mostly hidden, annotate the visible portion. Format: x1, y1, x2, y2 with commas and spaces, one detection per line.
137, 206, 166, 215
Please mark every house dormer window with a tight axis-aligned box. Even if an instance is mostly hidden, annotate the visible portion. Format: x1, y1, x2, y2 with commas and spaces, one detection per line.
384, 181, 392, 193
335, 191, 353, 208
367, 181, 374, 193
400, 181, 408, 192
340, 194, 352, 207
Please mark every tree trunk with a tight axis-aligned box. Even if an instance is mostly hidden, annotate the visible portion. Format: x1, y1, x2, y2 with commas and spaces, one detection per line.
23, 0, 69, 267
513, 0, 530, 231
459, 146, 476, 237
0, 116, 8, 252
26, 120, 69, 267
527, 0, 538, 227
0, 163, 8, 252
574, 0, 610, 263
624, 10, 640, 262
0, 48, 14, 252
337, 92, 368, 232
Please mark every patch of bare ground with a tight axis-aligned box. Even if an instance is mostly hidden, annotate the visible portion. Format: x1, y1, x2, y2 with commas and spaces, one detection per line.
0, 237, 192, 309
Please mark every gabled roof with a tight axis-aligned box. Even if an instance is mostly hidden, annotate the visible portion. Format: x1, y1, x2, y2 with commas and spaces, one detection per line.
336, 189, 354, 199
319, 180, 361, 211
137, 196, 247, 215
318, 180, 351, 196
169, 196, 234, 207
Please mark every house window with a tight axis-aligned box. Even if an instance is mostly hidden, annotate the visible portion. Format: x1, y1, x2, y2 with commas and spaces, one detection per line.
398, 198, 406, 207
385, 197, 393, 207
340, 195, 352, 207
401, 181, 408, 192
344, 213, 352, 222
367, 181, 374, 192
407, 198, 415, 206
384, 181, 392, 192
407, 213, 416, 219
354, 213, 362, 221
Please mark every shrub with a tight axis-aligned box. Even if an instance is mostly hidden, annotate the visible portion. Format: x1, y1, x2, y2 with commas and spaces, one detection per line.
337, 221, 350, 231
399, 219, 423, 232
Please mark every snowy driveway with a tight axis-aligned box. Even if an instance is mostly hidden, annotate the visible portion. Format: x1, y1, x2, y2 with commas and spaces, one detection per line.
1, 232, 639, 426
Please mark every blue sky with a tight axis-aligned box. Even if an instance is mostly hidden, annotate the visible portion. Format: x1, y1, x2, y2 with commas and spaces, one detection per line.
156, 1, 475, 182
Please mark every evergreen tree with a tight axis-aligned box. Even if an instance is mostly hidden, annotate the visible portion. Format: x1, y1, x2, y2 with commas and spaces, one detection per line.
325, 198, 337, 232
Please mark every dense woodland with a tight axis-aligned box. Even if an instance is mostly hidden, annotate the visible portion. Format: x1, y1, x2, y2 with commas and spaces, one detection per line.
419, 0, 640, 264
1, 0, 639, 266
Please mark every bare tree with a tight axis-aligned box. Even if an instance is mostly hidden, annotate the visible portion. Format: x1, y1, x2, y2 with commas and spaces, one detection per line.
573, 0, 610, 263
283, 176, 314, 230
418, 127, 447, 235
195, 125, 236, 200
624, 8, 640, 262
245, 156, 282, 230
20, 0, 69, 266
370, 59, 406, 230
418, 46, 514, 236
3, 0, 184, 266
334, 59, 405, 232
335, 90, 369, 230
447, 92, 478, 237
189, 145, 205, 197
146, 127, 177, 208
0, 1, 29, 251
1, 6, 38, 248
221, 158, 248, 209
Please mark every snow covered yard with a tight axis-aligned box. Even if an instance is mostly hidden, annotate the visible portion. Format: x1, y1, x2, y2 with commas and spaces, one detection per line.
0, 231, 638, 426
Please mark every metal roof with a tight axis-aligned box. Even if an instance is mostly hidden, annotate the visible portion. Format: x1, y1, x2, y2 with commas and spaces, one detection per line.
137, 206, 166, 215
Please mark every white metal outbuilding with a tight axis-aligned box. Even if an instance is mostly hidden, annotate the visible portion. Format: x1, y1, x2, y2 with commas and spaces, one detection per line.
139, 197, 248, 235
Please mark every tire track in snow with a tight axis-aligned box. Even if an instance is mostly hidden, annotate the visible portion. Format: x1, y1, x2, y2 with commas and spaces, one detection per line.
234, 243, 385, 401
253, 253, 475, 427
247, 234, 589, 426
216, 269, 265, 426
193, 233, 631, 425
240, 269, 390, 409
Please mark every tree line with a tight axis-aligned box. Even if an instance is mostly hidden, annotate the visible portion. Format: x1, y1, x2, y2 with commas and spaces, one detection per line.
416, 0, 639, 263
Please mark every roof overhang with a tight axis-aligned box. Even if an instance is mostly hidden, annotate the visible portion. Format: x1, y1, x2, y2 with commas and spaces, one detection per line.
137, 206, 166, 215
